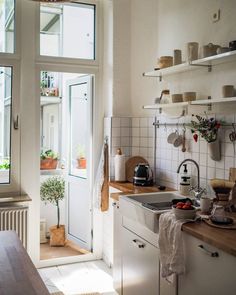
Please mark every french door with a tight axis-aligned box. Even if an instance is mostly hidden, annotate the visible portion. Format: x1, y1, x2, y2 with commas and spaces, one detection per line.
66, 75, 93, 251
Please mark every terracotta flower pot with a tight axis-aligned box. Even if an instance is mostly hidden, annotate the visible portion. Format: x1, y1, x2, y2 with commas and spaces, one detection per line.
49, 225, 65, 247
40, 158, 58, 170
77, 157, 86, 169
208, 138, 221, 161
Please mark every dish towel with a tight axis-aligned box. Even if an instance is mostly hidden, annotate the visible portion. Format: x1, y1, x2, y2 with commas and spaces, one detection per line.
158, 211, 187, 282
93, 142, 109, 211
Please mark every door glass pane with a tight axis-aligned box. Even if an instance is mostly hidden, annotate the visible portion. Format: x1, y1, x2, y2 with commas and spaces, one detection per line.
0, 0, 15, 53
70, 82, 88, 179
0, 66, 12, 184
40, 3, 95, 59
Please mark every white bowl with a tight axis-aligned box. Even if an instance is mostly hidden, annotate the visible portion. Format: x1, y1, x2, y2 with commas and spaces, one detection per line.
172, 206, 196, 220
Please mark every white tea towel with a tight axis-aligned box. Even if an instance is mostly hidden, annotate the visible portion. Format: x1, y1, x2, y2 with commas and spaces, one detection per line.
158, 211, 187, 281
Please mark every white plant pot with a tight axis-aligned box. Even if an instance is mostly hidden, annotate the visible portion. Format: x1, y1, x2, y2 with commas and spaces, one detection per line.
208, 138, 221, 161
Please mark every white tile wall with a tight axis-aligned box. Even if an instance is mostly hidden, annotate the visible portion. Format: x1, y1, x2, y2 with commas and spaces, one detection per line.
107, 113, 236, 196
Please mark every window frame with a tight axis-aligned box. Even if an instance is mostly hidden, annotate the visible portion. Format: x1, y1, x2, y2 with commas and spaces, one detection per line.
36, 0, 98, 65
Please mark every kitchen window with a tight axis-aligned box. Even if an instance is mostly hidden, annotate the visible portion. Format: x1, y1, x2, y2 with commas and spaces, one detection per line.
0, 0, 15, 53
40, 2, 96, 60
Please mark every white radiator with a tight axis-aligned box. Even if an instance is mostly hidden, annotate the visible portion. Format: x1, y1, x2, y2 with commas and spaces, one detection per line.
0, 205, 28, 248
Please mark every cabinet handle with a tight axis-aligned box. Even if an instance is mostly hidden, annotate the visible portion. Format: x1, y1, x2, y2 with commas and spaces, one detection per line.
112, 202, 117, 207
132, 239, 145, 248
112, 202, 119, 208
198, 244, 219, 257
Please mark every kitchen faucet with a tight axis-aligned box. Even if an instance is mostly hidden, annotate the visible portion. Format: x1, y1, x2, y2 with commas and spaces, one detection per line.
177, 159, 206, 205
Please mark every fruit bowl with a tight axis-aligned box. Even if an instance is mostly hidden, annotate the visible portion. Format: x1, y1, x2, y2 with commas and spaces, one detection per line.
172, 201, 197, 220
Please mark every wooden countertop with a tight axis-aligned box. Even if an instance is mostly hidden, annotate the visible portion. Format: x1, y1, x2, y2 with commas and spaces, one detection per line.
110, 181, 175, 201
110, 182, 236, 257
0, 231, 50, 295
182, 214, 236, 257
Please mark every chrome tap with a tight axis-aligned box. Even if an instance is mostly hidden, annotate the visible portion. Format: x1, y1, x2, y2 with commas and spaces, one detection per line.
177, 159, 206, 205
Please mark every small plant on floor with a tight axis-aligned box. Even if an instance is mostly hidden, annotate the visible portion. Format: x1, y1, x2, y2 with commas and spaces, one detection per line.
40, 177, 65, 246
41, 176, 65, 228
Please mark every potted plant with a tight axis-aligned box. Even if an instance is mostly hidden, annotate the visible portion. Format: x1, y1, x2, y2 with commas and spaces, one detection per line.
40, 149, 58, 170
40, 176, 65, 246
189, 115, 221, 161
76, 145, 86, 169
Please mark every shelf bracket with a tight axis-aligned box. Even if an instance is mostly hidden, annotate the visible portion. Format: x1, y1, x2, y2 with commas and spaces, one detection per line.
142, 72, 162, 82
189, 62, 212, 72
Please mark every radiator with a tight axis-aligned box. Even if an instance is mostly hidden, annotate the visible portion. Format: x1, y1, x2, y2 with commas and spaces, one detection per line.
0, 205, 28, 248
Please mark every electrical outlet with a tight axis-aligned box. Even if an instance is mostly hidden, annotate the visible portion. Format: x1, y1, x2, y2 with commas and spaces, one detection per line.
212, 9, 220, 22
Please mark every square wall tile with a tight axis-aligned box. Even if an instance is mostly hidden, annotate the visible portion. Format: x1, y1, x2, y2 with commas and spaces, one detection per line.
132, 117, 140, 127
112, 117, 121, 128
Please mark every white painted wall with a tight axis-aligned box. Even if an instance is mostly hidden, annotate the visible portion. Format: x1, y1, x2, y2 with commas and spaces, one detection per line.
112, 0, 236, 116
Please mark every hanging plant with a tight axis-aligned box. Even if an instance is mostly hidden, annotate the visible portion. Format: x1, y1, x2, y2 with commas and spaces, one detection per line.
189, 115, 221, 143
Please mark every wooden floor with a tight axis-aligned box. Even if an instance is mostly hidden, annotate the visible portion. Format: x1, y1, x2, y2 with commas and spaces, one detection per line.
40, 240, 86, 260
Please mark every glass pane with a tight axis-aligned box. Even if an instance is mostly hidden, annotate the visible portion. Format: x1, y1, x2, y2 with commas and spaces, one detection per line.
40, 3, 95, 59
0, 66, 12, 184
70, 82, 88, 178
0, 0, 15, 53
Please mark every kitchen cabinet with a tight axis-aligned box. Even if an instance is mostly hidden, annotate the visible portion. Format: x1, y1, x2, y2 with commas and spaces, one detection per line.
178, 232, 236, 295
113, 200, 122, 294
121, 226, 159, 295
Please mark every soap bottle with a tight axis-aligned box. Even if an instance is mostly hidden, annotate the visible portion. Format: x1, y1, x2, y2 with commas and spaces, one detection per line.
179, 164, 191, 196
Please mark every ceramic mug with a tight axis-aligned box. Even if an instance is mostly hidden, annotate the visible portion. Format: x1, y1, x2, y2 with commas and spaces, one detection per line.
222, 85, 234, 98
167, 130, 179, 144
200, 197, 212, 213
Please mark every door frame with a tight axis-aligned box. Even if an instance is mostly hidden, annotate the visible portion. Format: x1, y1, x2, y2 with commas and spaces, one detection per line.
37, 65, 102, 269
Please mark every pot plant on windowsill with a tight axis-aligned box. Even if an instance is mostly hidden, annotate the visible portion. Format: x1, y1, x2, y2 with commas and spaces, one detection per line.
190, 115, 222, 161
40, 176, 65, 246
76, 145, 86, 169
40, 149, 59, 170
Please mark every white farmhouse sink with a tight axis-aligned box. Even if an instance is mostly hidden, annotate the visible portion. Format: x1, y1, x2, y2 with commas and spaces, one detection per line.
119, 192, 183, 233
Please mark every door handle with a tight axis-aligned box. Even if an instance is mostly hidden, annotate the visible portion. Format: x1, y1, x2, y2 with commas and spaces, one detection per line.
132, 239, 145, 248
198, 244, 219, 257
13, 115, 19, 130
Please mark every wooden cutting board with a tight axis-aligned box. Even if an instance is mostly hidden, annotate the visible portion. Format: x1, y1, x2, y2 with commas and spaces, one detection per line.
125, 156, 148, 183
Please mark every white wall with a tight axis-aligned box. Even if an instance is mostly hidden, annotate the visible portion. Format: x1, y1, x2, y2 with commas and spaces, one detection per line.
111, 0, 236, 116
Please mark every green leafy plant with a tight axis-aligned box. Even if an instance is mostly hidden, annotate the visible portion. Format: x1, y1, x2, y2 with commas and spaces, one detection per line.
40, 149, 58, 160
0, 159, 10, 170
77, 144, 86, 159
189, 115, 221, 143
40, 176, 65, 228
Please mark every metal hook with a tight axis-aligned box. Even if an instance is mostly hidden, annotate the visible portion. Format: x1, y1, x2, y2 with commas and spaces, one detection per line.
233, 123, 236, 132
164, 122, 167, 131
183, 123, 186, 132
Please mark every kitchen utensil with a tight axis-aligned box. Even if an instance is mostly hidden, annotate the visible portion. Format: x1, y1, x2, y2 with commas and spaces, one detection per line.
187, 42, 199, 61
210, 215, 234, 225
203, 218, 236, 229
172, 93, 183, 103
229, 124, 236, 154
173, 135, 183, 147
157, 56, 173, 69
167, 130, 179, 144
125, 156, 148, 183
222, 85, 234, 98
183, 92, 196, 102
173, 49, 182, 65
229, 40, 236, 51
181, 128, 186, 152
133, 163, 153, 186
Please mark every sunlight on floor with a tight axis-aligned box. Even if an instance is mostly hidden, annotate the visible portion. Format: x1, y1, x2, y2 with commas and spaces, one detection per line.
38, 260, 117, 295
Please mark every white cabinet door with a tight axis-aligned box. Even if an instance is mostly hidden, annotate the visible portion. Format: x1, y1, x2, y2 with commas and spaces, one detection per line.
113, 201, 122, 294
178, 233, 236, 295
122, 227, 159, 295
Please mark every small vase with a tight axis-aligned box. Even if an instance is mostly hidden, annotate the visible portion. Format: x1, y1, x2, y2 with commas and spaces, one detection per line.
208, 138, 221, 161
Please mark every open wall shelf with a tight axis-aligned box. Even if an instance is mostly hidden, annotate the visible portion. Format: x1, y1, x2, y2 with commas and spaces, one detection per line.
143, 50, 236, 81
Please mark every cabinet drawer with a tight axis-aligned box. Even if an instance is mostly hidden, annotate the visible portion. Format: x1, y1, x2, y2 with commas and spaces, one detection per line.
122, 227, 159, 295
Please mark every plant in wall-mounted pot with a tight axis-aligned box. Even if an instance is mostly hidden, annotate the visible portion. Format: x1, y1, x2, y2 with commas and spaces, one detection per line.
40, 176, 65, 246
189, 115, 221, 161
40, 149, 59, 170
